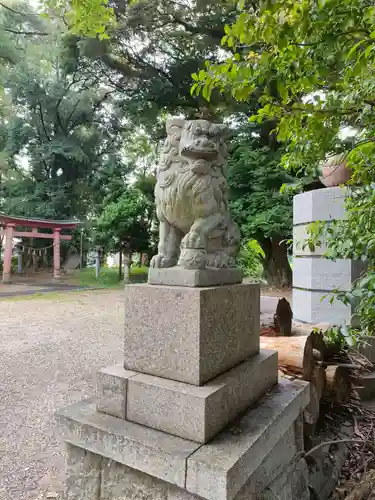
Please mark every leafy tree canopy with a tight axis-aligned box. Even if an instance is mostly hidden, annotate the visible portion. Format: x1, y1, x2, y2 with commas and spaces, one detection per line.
48, 0, 249, 137
194, 0, 375, 177
0, 3, 129, 221
194, 0, 375, 338
95, 187, 153, 255
228, 123, 295, 286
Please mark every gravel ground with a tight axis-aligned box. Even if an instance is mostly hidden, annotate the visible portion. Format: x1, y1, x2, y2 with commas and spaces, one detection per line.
0, 290, 124, 500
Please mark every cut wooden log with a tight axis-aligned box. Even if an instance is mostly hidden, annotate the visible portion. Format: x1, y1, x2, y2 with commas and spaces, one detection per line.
291, 325, 341, 360
292, 322, 331, 336
312, 365, 327, 401
260, 335, 315, 380
313, 349, 324, 361
274, 298, 293, 336
304, 384, 320, 424
324, 365, 352, 404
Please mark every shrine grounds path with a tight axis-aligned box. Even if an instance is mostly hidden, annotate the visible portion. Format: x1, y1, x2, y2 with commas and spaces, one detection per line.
0, 287, 286, 500
0, 290, 125, 500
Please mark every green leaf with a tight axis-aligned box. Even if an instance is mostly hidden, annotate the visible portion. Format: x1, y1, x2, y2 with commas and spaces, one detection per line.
224, 24, 231, 35
198, 70, 206, 81
190, 83, 198, 95
347, 40, 367, 60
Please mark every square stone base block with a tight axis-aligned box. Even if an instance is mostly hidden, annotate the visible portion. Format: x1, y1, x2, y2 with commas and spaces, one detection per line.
57, 378, 309, 500
97, 350, 278, 443
293, 257, 366, 291
124, 283, 260, 385
293, 287, 354, 324
148, 267, 243, 287
64, 429, 309, 500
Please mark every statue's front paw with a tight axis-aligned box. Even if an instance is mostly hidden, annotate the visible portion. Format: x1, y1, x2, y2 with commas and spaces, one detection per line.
178, 249, 206, 270
181, 231, 205, 250
150, 254, 176, 268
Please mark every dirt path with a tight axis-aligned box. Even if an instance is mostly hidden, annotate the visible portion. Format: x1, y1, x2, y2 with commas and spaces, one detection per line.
0, 285, 291, 499
0, 290, 124, 500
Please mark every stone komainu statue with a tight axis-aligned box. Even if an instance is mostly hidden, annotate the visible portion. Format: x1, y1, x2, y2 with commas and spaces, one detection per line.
151, 118, 241, 270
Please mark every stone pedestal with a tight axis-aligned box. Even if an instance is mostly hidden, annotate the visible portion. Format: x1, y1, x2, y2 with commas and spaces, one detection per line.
124, 284, 260, 385
293, 187, 366, 324
57, 281, 310, 500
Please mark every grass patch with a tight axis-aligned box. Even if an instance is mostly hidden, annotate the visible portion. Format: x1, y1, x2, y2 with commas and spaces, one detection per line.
72, 266, 149, 288
1, 289, 96, 302
0, 288, 122, 302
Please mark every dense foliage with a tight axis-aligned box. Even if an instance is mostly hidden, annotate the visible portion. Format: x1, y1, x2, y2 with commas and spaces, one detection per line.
1, 0, 299, 284
95, 187, 153, 256
236, 239, 264, 279
193, 0, 375, 339
228, 125, 294, 286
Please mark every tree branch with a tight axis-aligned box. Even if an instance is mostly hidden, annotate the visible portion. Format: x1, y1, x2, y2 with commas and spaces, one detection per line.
55, 71, 82, 133
126, 47, 175, 85
65, 99, 82, 129
282, 104, 362, 116
101, 53, 138, 78
4, 28, 50, 36
305, 438, 375, 458
349, 137, 375, 152
97, 136, 117, 157
0, 1, 26, 15
292, 29, 372, 47
169, 14, 225, 40
69, 91, 113, 131
55, 108, 66, 135
37, 101, 51, 141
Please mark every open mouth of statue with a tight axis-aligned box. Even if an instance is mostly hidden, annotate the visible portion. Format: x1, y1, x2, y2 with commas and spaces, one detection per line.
181, 145, 217, 159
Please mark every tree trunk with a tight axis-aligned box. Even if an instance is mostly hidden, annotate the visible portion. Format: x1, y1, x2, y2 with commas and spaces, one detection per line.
123, 252, 132, 284
119, 251, 123, 281
260, 237, 292, 288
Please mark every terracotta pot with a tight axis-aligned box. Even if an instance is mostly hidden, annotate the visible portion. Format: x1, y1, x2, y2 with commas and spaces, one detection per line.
319, 154, 352, 187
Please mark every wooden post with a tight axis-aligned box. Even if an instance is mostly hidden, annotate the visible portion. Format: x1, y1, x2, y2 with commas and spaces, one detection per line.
80, 228, 84, 270
16, 245, 22, 274
53, 228, 61, 279
95, 247, 101, 279
119, 251, 123, 281
2, 223, 15, 283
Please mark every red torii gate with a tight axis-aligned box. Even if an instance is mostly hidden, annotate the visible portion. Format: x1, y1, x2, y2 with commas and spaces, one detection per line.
0, 214, 80, 283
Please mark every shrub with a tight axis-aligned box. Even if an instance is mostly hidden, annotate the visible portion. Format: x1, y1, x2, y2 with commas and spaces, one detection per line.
237, 240, 264, 279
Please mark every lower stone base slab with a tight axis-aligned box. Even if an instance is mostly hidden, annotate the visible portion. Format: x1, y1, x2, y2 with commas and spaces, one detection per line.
148, 267, 243, 287
97, 350, 278, 443
65, 436, 309, 500
57, 378, 309, 500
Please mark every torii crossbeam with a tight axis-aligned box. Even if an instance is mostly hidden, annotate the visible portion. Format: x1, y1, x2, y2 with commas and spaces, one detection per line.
0, 214, 80, 283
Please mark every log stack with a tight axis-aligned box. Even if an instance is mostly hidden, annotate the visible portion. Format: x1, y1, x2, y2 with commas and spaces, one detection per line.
260, 329, 357, 433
